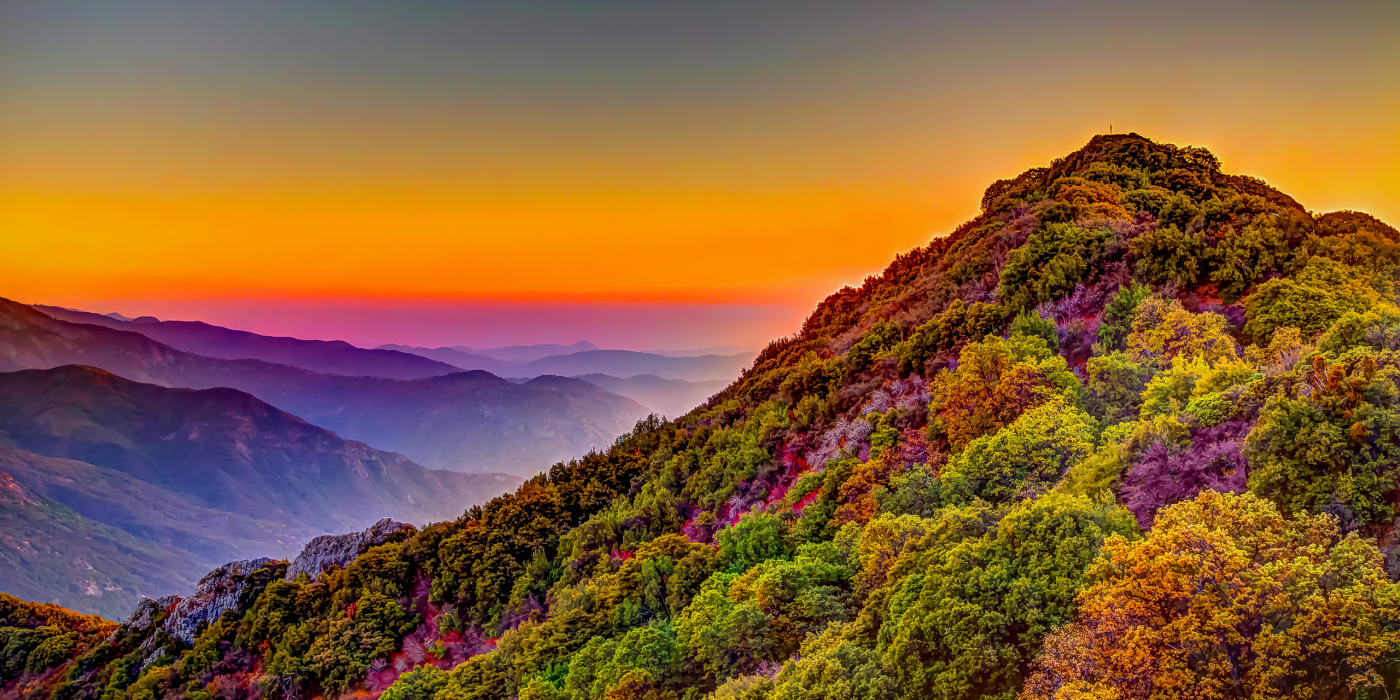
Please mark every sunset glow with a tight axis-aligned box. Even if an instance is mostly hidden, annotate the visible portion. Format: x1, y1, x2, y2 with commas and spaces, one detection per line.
3, 1, 1397, 347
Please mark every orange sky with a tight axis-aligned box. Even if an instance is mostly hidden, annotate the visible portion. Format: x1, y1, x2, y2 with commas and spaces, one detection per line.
1, 2, 1397, 347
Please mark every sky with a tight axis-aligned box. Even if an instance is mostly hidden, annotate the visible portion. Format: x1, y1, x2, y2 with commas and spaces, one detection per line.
2, 0, 1397, 349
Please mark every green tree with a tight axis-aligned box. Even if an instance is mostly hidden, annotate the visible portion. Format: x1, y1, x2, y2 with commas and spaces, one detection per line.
1130, 223, 1203, 286
998, 223, 1105, 311
1243, 257, 1393, 343
767, 623, 897, 700
1009, 309, 1059, 352
879, 493, 1136, 700
927, 334, 1080, 450
942, 399, 1098, 503
1083, 352, 1152, 425
1208, 219, 1294, 301
1246, 354, 1400, 526
1094, 282, 1151, 353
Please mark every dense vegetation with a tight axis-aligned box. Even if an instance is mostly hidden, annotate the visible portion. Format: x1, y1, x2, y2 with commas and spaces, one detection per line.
6, 133, 1400, 700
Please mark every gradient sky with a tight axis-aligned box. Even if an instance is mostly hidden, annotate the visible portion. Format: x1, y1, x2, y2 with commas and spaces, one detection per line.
2, 0, 1397, 349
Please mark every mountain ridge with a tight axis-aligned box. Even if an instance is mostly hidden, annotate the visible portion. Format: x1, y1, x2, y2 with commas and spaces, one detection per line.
382, 343, 756, 382
30, 306, 463, 380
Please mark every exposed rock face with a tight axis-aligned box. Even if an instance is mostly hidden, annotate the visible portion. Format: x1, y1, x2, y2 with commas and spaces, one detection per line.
161, 558, 275, 644
110, 558, 275, 647
106, 521, 410, 650
285, 518, 413, 582
111, 594, 179, 642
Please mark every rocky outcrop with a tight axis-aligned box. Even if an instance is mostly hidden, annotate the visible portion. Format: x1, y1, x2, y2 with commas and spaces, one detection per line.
161, 558, 275, 644
109, 594, 179, 642
285, 518, 413, 582
110, 558, 275, 647
106, 521, 410, 650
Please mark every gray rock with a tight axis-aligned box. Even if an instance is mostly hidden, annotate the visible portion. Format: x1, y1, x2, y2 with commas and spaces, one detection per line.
160, 558, 276, 644
139, 646, 168, 671
107, 593, 179, 641
284, 518, 413, 582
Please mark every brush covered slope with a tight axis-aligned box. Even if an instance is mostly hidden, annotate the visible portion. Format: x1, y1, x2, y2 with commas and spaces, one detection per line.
0, 305, 651, 475
0, 365, 520, 618
6, 134, 1400, 700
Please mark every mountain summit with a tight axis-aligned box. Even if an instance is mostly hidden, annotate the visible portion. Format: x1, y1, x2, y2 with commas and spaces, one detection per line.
6, 134, 1400, 699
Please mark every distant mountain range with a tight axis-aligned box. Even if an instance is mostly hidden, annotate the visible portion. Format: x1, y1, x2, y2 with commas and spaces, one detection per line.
381, 344, 755, 382
33, 306, 461, 380
643, 345, 763, 357
0, 300, 732, 617
0, 299, 652, 474
457, 340, 600, 363
0, 364, 520, 617
565, 374, 727, 418
34, 305, 751, 409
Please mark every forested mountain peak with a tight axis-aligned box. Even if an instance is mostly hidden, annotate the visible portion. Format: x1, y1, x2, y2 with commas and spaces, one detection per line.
6, 133, 1400, 700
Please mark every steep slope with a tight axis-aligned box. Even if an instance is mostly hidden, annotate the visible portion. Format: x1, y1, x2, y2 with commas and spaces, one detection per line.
0, 365, 520, 530
0, 440, 293, 562
10, 134, 1400, 700
0, 448, 209, 619
29, 306, 462, 380
572, 373, 727, 418
0, 303, 652, 474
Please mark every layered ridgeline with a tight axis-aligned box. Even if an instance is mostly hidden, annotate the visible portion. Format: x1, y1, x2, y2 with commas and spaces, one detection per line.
29, 309, 752, 390
28, 307, 462, 381
0, 302, 651, 475
0, 365, 520, 618
6, 133, 1400, 700
379, 344, 757, 383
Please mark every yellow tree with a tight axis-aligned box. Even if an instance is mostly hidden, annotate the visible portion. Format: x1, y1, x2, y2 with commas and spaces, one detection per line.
1021, 491, 1400, 700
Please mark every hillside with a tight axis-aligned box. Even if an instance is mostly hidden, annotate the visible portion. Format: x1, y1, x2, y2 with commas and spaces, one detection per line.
7, 134, 1400, 700
0, 304, 653, 475
30, 306, 462, 380
0, 444, 212, 619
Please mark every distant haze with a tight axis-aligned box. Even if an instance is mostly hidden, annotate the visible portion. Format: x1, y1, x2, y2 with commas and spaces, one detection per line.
37, 298, 805, 352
